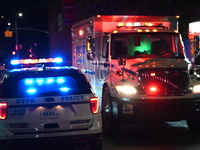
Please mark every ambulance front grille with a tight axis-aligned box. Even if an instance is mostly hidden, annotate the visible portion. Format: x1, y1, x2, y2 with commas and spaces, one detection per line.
138, 68, 189, 96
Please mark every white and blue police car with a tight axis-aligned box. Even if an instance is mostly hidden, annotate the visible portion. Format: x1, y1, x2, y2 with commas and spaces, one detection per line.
0, 58, 102, 149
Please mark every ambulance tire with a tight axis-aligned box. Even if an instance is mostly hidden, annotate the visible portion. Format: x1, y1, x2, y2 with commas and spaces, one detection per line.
102, 88, 120, 137
187, 119, 200, 132
93, 141, 102, 150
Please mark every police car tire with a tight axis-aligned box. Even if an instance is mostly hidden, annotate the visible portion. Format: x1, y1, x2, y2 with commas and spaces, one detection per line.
187, 119, 200, 132
102, 87, 120, 136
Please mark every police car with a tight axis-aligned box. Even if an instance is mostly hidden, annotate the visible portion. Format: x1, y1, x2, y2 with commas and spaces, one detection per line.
0, 58, 102, 149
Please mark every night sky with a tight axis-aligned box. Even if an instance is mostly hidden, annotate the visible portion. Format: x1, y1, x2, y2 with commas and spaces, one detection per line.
0, 0, 51, 60
0, 0, 200, 60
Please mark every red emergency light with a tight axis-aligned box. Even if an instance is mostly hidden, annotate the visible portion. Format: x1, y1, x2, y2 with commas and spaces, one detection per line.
149, 86, 157, 92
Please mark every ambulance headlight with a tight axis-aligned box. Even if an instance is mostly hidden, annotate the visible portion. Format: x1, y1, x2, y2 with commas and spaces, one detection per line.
115, 85, 137, 94
193, 85, 200, 93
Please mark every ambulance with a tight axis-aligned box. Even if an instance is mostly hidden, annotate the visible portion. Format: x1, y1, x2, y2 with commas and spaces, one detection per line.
71, 15, 200, 136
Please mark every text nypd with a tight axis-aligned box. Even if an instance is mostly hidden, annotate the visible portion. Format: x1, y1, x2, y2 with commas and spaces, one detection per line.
15, 96, 85, 104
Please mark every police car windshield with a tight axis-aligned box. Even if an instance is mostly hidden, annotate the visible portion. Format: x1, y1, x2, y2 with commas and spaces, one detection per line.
111, 33, 185, 59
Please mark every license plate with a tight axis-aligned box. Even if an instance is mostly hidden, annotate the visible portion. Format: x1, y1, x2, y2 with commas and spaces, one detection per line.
41, 109, 59, 119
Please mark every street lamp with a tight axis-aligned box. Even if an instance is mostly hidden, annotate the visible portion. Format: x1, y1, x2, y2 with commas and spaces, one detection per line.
15, 13, 23, 58
6, 13, 49, 59
18, 13, 23, 17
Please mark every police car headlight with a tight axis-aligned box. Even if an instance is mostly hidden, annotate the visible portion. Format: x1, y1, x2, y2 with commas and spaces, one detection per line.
115, 85, 137, 94
193, 85, 200, 93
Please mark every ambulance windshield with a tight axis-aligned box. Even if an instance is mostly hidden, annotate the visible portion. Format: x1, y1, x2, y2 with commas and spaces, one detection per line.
111, 33, 185, 59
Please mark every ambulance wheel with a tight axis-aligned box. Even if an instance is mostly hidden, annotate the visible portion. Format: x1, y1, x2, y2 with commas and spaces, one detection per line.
187, 119, 200, 132
102, 87, 120, 136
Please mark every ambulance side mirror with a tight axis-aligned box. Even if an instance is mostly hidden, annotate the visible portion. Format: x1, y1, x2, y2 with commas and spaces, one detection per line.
86, 37, 95, 61
195, 54, 200, 65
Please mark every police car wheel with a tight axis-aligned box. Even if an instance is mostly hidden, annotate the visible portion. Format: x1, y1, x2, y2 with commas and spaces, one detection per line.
102, 87, 120, 136
187, 119, 200, 132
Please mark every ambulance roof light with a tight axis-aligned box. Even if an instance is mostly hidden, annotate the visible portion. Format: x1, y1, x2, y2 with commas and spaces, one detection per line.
116, 22, 167, 30
126, 23, 133, 27
118, 23, 125, 26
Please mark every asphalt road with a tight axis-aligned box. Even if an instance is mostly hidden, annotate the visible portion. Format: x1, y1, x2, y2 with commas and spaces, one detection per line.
103, 120, 200, 150
2, 120, 200, 150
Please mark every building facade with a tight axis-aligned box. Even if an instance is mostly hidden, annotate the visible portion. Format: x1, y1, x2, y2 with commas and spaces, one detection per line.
48, 0, 76, 65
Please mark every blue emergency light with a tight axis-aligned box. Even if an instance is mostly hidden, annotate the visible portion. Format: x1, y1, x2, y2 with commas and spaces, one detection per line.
26, 89, 37, 94
18, 76, 78, 95
59, 87, 70, 92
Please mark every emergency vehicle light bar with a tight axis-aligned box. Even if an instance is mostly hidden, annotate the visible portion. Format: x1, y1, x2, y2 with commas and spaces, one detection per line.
116, 22, 168, 30
11, 58, 63, 65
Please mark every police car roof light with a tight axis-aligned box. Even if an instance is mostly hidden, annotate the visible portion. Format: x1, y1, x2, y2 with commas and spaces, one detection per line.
10, 58, 63, 65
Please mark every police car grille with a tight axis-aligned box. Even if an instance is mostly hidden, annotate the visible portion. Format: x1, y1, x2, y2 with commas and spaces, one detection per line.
138, 68, 189, 96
